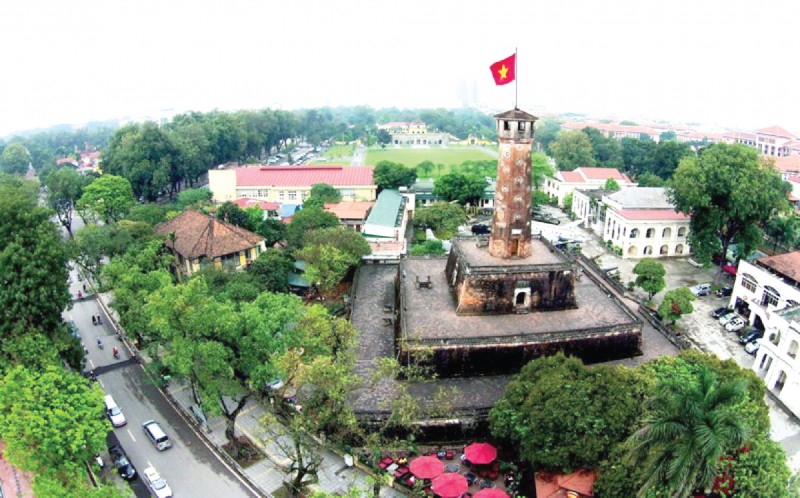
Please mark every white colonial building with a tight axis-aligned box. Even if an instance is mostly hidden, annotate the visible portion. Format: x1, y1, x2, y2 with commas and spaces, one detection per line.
572, 187, 691, 259
728, 252, 800, 417
543, 167, 636, 207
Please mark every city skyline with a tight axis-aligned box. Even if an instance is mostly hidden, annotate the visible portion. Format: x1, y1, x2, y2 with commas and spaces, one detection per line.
1, 0, 799, 138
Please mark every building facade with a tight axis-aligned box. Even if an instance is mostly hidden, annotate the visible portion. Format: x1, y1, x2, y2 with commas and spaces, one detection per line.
726, 253, 800, 417
208, 165, 376, 205
543, 167, 636, 207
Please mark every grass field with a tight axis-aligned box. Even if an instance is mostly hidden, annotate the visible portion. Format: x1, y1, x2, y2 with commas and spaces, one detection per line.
365, 147, 497, 177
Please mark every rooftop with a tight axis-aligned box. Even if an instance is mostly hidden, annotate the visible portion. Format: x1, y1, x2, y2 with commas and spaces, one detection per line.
457, 236, 566, 268
233, 198, 280, 211
756, 251, 800, 282
364, 189, 405, 229
773, 155, 800, 173
616, 209, 689, 221
235, 165, 374, 187
155, 210, 264, 259
324, 201, 374, 220
607, 187, 675, 209
756, 125, 796, 138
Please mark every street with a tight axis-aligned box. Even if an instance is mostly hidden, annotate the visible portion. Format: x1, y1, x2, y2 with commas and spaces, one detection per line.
65, 269, 258, 498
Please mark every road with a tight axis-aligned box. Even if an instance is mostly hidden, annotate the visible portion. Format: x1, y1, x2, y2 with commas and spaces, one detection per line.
65, 272, 257, 498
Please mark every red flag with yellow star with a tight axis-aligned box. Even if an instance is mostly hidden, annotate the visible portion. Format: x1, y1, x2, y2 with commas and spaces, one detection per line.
489, 54, 516, 86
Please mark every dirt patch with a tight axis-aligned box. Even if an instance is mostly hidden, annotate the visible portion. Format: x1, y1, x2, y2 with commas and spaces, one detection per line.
222, 436, 265, 468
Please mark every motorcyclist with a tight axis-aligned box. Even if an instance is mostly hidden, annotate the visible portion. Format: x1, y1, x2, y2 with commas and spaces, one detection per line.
113, 347, 120, 359
77, 290, 83, 299
92, 316, 97, 325
97, 337, 103, 349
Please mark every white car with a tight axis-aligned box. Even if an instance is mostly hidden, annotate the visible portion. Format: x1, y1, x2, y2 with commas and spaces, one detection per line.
718, 312, 739, 326
745, 339, 762, 355
725, 316, 747, 333
142, 466, 172, 498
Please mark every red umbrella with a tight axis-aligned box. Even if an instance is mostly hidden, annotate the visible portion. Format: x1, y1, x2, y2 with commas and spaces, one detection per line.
432, 472, 468, 498
409, 455, 445, 479
474, 489, 510, 498
464, 442, 497, 465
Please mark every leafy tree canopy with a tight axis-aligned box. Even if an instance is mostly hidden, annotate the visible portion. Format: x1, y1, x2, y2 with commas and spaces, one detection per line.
657, 287, 695, 324
633, 258, 666, 299
374, 161, 417, 190
45, 166, 87, 237
433, 172, 488, 205
603, 178, 621, 191
413, 202, 467, 236
248, 248, 295, 293
286, 206, 340, 249
309, 183, 342, 204
177, 187, 212, 208
549, 130, 594, 171
77, 174, 135, 223
409, 239, 446, 255
0, 142, 30, 175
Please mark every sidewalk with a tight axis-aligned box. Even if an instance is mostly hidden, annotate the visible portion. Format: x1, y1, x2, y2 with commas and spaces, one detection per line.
165, 382, 405, 497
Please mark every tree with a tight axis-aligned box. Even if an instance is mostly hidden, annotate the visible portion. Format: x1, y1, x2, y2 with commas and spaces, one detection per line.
531, 152, 554, 192
491, 354, 644, 471
177, 187, 212, 208
729, 435, 792, 498
624, 367, 749, 497
548, 130, 594, 171
620, 137, 656, 177
215, 201, 250, 227
45, 166, 86, 238
77, 174, 135, 223
653, 140, 693, 179
670, 144, 790, 283
603, 178, 621, 191
373, 161, 417, 190
636, 172, 664, 187
0, 366, 107, 482
409, 239, 446, 255
633, 258, 666, 300
416, 160, 435, 178
584, 127, 623, 169
657, 287, 696, 325
660, 131, 677, 141
766, 214, 800, 252
413, 202, 467, 237
285, 206, 340, 249
534, 120, 561, 152
433, 172, 488, 205
376, 129, 392, 145
309, 183, 342, 204
0, 142, 30, 175
254, 218, 287, 248
297, 239, 364, 294
0, 175, 72, 369
247, 248, 295, 293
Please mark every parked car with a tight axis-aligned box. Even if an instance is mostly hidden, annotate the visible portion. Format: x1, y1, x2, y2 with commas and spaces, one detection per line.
725, 316, 747, 333
142, 466, 173, 498
108, 445, 136, 480
745, 338, 762, 355
718, 312, 739, 325
739, 327, 765, 345
690, 284, 712, 297
711, 307, 731, 319
471, 224, 491, 235
142, 420, 172, 451
104, 395, 127, 427
716, 286, 733, 297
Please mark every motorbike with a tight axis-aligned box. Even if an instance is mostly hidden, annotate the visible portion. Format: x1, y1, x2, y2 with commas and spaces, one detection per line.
97, 315, 102, 325
92, 316, 97, 325
113, 347, 120, 360
97, 338, 104, 349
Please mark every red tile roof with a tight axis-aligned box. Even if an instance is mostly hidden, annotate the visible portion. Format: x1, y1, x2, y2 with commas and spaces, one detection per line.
756, 251, 800, 280
324, 201, 374, 220
559, 171, 583, 182
578, 167, 630, 182
233, 198, 280, 211
235, 165, 374, 187
617, 209, 689, 221
155, 210, 264, 260
773, 155, 800, 173
723, 131, 757, 141
756, 125, 796, 138
536, 470, 596, 497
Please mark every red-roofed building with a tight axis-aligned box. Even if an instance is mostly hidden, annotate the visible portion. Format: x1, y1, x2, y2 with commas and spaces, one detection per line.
573, 187, 692, 259
722, 131, 757, 147
561, 121, 660, 142
544, 167, 636, 206
208, 165, 376, 205
535, 470, 596, 497
324, 201, 374, 231
756, 125, 798, 157
233, 198, 281, 219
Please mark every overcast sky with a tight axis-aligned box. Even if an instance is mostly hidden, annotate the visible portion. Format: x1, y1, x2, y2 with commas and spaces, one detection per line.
1, 0, 799, 138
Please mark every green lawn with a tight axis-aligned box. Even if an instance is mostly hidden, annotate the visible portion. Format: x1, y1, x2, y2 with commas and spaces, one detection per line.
365, 147, 497, 178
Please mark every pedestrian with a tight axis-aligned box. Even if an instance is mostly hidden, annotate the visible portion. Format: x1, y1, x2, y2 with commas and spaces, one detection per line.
83, 283, 86, 292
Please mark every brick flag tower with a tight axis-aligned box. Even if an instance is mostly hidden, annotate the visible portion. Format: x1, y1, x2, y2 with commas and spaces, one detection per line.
489, 108, 538, 259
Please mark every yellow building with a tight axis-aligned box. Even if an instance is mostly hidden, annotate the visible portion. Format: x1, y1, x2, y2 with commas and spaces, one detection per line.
208, 165, 376, 204
155, 210, 266, 277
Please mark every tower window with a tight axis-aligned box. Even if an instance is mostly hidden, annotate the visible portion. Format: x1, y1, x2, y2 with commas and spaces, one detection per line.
503, 121, 510, 131
518, 122, 525, 131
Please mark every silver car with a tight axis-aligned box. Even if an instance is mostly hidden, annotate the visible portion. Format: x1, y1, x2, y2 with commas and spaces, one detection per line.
725, 316, 747, 333
718, 312, 739, 326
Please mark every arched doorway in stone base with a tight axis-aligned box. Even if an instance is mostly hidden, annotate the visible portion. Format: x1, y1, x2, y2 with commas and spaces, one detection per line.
627, 245, 637, 257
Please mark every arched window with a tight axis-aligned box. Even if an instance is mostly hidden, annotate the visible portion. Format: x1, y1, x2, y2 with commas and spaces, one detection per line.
630, 228, 639, 238
628, 246, 637, 257
644, 245, 653, 255
678, 227, 687, 237
646, 228, 655, 238
662, 227, 672, 238
742, 273, 758, 293
763, 285, 780, 307
675, 244, 684, 255
788, 340, 799, 359
660, 245, 669, 255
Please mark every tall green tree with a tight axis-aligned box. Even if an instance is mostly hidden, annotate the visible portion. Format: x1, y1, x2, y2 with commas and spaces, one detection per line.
531, 152, 554, 192
215, 201, 250, 227
0, 175, 72, 369
548, 130, 594, 171
603, 178, 621, 191
534, 120, 561, 152
766, 214, 800, 252
0, 366, 107, 483
491, 354, 644, 471
620, 137, 656, 177
413, 202, 467, 236
373, 161, 417, 190
0, 142, 30, 175
247, 248, 295, 293
285, 206, 340, 249
45, 166, 86, 238
297, 228, 370, 293
653, 140, 693, 179
633, 258, 666, 300
433, 172, 487, 205
670, 144, 790, 283
77, 174, 135, 223
584, 127, 624, 169
309, 183, 342, 204
625, 367, 749, 497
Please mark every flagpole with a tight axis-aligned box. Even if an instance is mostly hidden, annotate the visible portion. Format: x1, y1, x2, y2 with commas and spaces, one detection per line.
515, 47, 518, 109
